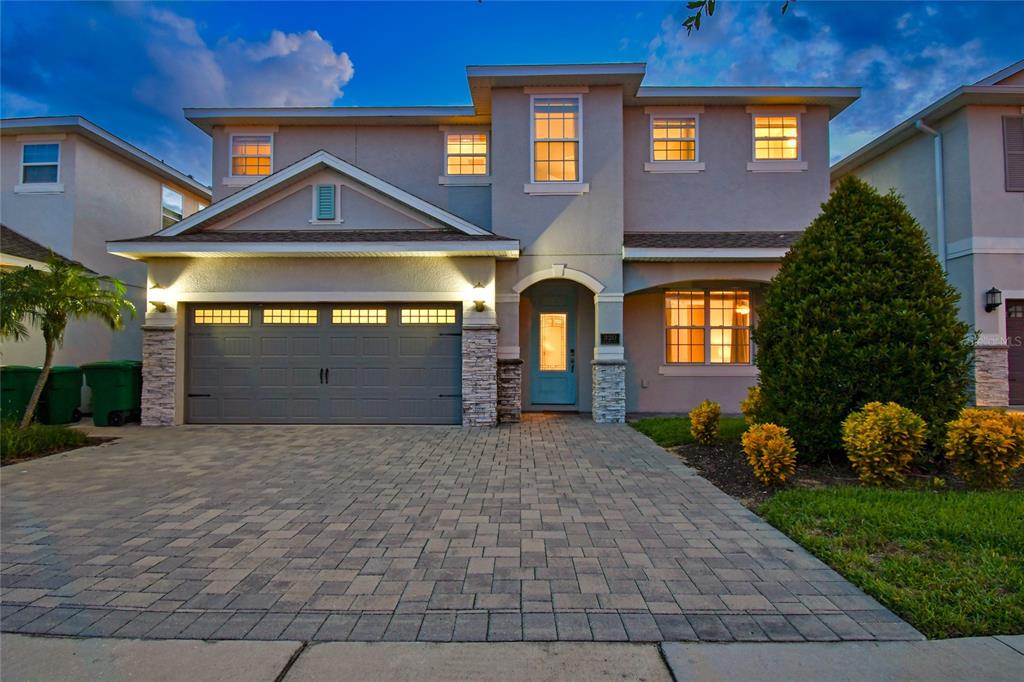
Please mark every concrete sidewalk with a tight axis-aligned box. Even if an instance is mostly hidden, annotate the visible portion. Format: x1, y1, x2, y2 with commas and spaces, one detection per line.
2, 634, 1022, 681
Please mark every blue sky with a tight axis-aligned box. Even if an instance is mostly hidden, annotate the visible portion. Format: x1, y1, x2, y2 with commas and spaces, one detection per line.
2, 1, 1020, 185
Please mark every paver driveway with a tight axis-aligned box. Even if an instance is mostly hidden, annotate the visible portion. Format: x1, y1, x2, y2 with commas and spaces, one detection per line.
1, 415, 920, 642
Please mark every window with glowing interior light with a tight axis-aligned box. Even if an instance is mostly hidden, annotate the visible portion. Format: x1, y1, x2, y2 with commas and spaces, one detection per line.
532, 96, 580, 182
665, 290, 751, 364
651, 117, 697, 161
230, 134, 272, 176
445, 133, 488, 175
753, 115, 799, 160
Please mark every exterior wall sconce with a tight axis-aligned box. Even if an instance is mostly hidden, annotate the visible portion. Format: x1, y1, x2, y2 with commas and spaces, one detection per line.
472, 281, 486, 312
149, 284, 168, 313
985, 287, 1002, 313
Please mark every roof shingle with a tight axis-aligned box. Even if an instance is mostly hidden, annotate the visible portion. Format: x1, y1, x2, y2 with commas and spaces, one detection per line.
623, 231, 802, 249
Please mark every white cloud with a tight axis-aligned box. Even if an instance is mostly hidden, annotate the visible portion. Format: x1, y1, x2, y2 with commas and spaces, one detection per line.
1, 91, 49, 117
133, 9, 354, 115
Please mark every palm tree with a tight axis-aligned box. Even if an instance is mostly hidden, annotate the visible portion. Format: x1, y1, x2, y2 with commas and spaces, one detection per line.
1, 256, 136, 428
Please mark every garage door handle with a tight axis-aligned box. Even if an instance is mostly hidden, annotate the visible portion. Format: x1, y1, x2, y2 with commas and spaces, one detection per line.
319, 368, 324, 384
325, 367, 329, 384
188, 393, 211, 398
439, 393, 462, 398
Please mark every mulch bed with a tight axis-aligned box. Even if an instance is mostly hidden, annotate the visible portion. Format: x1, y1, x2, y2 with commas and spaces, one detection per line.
1, 437, 114, 467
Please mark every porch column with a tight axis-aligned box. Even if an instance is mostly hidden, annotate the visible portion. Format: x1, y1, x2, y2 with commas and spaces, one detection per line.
496, 293, 522, 423
462, 323, 498, 426
974, 343, 1009, 407
592, 293, 626, 423
141, 306, 177, 426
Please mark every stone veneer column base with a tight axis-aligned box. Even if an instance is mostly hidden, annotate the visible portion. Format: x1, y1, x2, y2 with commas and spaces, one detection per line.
141, 326, 176, 426
462, 326, 498, 426
592, 360, 626, 424
974, 345, 1009, 407
497, 359, 523, 423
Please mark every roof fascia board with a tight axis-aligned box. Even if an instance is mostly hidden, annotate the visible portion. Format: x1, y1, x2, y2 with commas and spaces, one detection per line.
975, 60, 1024, 86
155, 150, 491, 237
466, 63, 646, 78
623, 247, 789, 261
107, 240, 520, 259
1, 116, 210, 198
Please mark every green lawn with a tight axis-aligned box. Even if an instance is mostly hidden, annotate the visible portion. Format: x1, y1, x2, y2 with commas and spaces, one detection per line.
1, 421, 88, 461
630, 415, 748, 447
760, 487, 1024, 639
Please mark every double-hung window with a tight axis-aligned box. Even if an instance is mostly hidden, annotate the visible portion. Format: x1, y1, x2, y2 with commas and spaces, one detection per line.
445, 132, 488, 176
665, 290, 751, 365
230, 134, 272, 177
532, 96, 580, 182
161, 186, 184, 228
21, 143, 60, 184
753, 115, 799, 160
652, 118, 697, 161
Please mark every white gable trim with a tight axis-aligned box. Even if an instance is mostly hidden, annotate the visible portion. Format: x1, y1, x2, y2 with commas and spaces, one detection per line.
156, 150, 491, 237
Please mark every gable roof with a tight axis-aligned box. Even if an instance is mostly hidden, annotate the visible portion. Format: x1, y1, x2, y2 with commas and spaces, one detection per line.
1, 224, 93, 271
155, 149, 492, 238
832, 61, 1024, 180
0, 116, 210, 199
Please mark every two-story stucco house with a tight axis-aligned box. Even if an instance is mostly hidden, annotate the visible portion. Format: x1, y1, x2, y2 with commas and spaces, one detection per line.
1, 116, 212, 369
832, 61, 1024, 407
107, 63, 859, 426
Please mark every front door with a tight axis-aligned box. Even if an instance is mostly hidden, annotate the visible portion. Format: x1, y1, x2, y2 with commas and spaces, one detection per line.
1008, 300, 1024, 405
530, 287, 577, 405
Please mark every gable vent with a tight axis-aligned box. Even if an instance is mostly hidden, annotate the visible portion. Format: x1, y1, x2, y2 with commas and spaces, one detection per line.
1005, 116, 1024, 193
316, 184, 337, 220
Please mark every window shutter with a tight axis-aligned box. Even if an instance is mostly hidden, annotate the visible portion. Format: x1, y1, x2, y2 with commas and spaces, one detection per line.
1005, 116, 1024, 192
315, 184, 336, 220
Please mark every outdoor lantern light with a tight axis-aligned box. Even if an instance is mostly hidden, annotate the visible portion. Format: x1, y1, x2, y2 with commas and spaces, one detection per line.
472, 281, 487, 313
985, 287, 1003, 313
149, 284, 168, 313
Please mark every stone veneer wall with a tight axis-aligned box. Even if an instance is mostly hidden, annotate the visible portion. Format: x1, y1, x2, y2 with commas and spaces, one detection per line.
974, 345, 1009, 407
497, 359, 523, 423
141, 327, 176, 426
462, 326, 498, 426
592, 360, 626, 423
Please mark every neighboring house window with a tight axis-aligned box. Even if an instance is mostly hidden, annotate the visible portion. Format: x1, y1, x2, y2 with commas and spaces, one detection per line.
532, 96, 580, 182
1004, 116, 1024, 192
651, 117, 697, 161
161, 186, 184, 228
665, 290, 751, 364
445, 133, 488, 176
230, 134, 272, 177
752, 115, 799, 160
196, 202, 207, 211
21, 143, 60, 183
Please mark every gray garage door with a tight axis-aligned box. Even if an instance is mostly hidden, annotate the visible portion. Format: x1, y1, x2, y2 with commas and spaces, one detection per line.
186, 303, 462, 424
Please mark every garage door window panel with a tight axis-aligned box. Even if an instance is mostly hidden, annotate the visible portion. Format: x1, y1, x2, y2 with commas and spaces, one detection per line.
333, 308, 388, 325
263, 308, 318, 325
194, 309, 250, 325
400, 308, 457, 325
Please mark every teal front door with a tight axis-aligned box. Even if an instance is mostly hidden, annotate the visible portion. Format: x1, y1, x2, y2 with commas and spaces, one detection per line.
529, 286, 577, 405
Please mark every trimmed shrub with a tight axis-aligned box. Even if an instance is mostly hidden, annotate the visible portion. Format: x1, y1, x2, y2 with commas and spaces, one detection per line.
842, 402, 927, 486
689, 400, 720, 445
754, 177, 973, 461
740, 385, 765, 425
945, 409, 1024, 488
742, 423, 798, 486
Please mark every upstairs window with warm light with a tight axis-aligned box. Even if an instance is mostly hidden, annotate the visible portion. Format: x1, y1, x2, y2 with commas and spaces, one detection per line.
230, 134, 272, 176
533, 96, 580, 182
753, 115, 799, 160
445, 133, 488, 176
652, 118, 697, 161
161, 186, 183, 228
665, 290, 751, 364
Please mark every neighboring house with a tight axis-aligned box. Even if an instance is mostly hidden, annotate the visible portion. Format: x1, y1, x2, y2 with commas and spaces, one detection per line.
107, 63, 858, 426
832, 60, 1024, 407
0, 116, 212, 371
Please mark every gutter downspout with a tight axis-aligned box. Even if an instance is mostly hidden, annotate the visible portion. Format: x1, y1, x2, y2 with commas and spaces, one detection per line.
914, 120, 947, 272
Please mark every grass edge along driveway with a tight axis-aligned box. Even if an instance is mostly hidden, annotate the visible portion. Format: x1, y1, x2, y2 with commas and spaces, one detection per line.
760, 487, 1024, 639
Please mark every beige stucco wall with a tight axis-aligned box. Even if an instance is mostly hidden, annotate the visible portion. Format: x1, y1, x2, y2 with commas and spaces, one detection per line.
624, 105, 832, 231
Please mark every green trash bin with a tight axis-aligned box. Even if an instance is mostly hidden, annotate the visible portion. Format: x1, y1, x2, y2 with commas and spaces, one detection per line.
37, 366, 84, 425
1, 365, 43, 423
81, 361, 141, 427
125, 360, 143, 422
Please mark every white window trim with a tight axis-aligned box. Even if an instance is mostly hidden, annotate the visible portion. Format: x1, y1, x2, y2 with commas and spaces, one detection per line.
227, 132, 274, 182
439, 127, 491, 186
17, 141, 62, 192
747, 109, 807, 172
645, 107, 705, 173
527, 93, 586, 193
309, 183, 343, 225
664, 289, 754, 367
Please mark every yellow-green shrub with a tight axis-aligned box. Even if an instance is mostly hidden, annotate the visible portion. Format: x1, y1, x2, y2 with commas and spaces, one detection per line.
842, 402, 926, 486
742, 423, 797, 486
740, 385, 765, 425
945, 409, 1024, 488
689, 400, 720, 445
